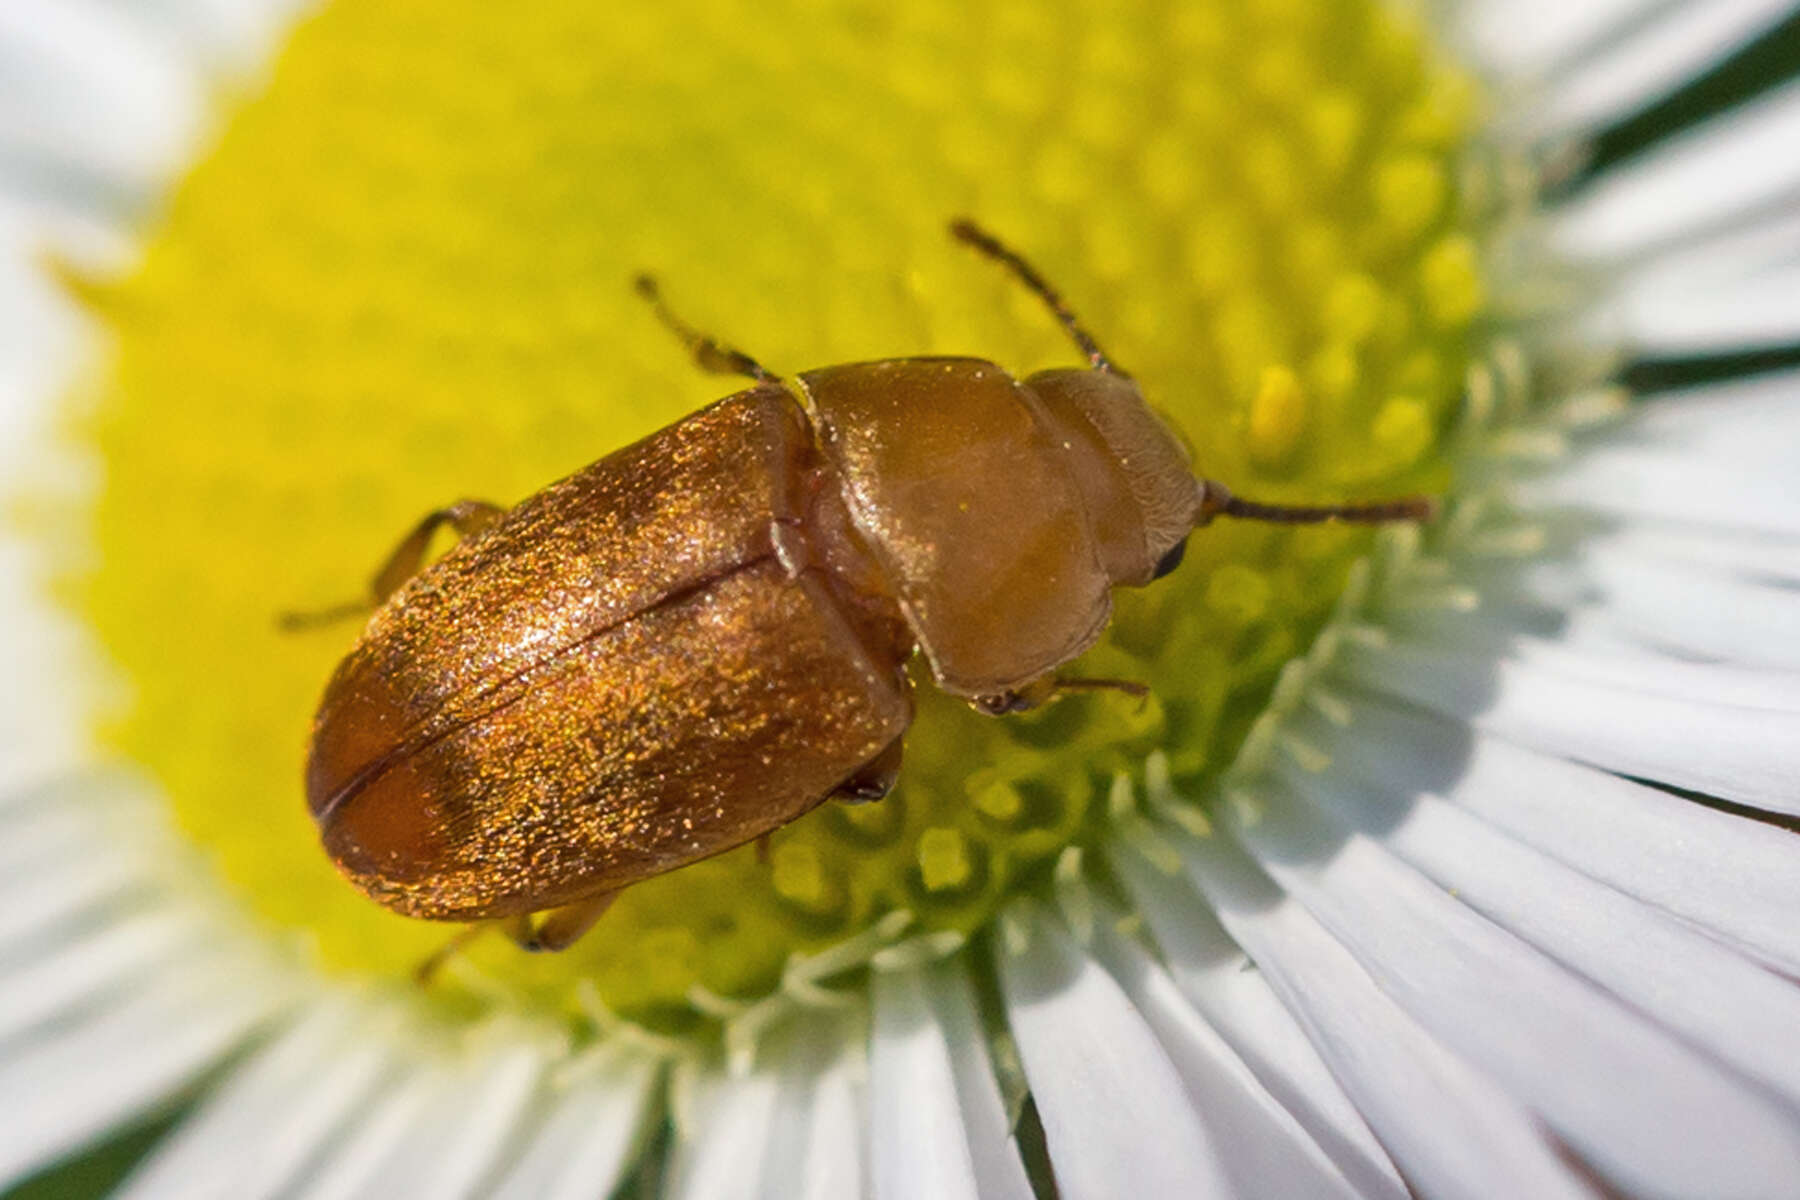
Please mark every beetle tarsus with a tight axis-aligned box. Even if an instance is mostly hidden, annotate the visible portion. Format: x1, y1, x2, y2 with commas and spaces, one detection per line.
412, 922, 492, 986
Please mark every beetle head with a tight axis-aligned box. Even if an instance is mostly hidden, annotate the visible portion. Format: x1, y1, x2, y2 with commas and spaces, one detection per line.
1024, 367, 1201, 588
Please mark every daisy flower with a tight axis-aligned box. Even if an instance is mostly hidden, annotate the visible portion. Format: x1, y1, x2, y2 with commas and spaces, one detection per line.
3, 0, 1799, 1196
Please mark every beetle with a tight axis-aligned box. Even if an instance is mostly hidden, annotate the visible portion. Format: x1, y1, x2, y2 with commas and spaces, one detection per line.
291, 219, 1430, 958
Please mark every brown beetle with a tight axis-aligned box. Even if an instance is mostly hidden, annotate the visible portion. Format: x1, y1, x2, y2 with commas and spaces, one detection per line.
293, 220, 1430, 956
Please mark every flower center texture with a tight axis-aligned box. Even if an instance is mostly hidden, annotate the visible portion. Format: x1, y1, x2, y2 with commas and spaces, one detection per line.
72, 0, 1487, 1032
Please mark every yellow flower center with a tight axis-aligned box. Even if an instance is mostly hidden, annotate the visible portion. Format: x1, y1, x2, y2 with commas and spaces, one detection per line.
69, 0, 1484, 1030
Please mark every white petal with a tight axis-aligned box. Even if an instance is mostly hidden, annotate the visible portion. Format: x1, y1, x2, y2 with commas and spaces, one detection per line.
0, 906, 211, 1045
1336, 635, 1800, 813
0, 949, 285, 1187
1528, 1, 1799, 141
667, 1064, 779, 1200
1607, 371, 1800, 474
995, 900, 1234, 1200
1275, 735, 1800, 1110
1221, 777, 1800, 1199
1082, 911, 1369, 1200
1322, 694, 1800, 974
1583, 523, 1800, 588
1459, 0, 1675, 77
284, 1066, 443, 1200
483, 1046, 659, 1200
1551, 80, 1800, 262
0, 0, 205, 199
1107, 849, 1408, 1200
112, 996, 402, 1200
349, 1028, 551, 1200
757, 1016, 866, 1200
1387, 602, 1800, 710
1513, 442, 1800, 536
1163, 827, 1605, 1200
1603, 262, 1800, 350
867, 962, 1032, 1200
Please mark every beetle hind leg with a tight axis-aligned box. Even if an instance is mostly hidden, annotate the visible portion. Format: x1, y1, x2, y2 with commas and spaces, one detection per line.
509, 892, 620, 953
278, 498, 506, 631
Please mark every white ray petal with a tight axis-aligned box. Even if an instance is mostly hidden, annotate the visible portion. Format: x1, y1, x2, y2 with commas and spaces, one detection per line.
1221, 778, 1800, 1199
0, 776, 159, 879
1107, 851, 1408, 1200
667, 1064, 779, 1200
1082, 910, 1369, 1200
350, 1029, 552, 1200
0, 906, 211, 1044
1163, 828, 1593, 1200
1322, 694, 1800, 974
112, 996, 401, 1200
0, 564, 99, 791
0, 852, 159, 958
483, 1046, 659, 1200
1275, 742, 1800, 1110
1459, 0, 1674, 77
757, 1016, 866, 1200
1550, 80, 1800, 262
1512, 444, 1800, 536
1602, 263, 1800, 350
1606, 371, 1800, 470
1393, 599, 1800, 713
918, 958, 1039, 1199
1336, 635, 1800, 813
1583, 523, 1800, 586
1533, 552, 1800, 669
1527, 0, 1797, 139
114, 0, 320, 75
996, 900, 1233, 1200
867, 962, 1032, 1200
1603, 190, 1800, 309
0, 950, 285, 1188
794, 1041, 865, 1200
0, 0, 205, 197
1387, 596, 1800, 710
283, 1065, 442, 1200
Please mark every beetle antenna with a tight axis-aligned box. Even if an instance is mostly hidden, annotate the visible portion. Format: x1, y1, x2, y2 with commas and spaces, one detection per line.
633, 274, 779, 383
949, 218, 1116, 373
1196, 479, 1435, 527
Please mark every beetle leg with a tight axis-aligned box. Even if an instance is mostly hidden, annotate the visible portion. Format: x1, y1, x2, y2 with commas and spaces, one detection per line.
972, 675, 1059, 715
973, 674, 1148, 715
830, 736, 905, 804
412, 923, 489, 985
1049, 675, 1151, 706
514, 892, 620, 953
633, 273, 779, 382
278, 499, 506, 631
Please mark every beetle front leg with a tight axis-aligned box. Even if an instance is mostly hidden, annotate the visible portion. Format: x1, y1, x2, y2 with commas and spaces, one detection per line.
279, 499, 506, 630
830, 736, 905, 803
973, 674, 1148, 715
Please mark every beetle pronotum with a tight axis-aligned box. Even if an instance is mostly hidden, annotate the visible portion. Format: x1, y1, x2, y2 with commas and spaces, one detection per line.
292, 220, 1430, 963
